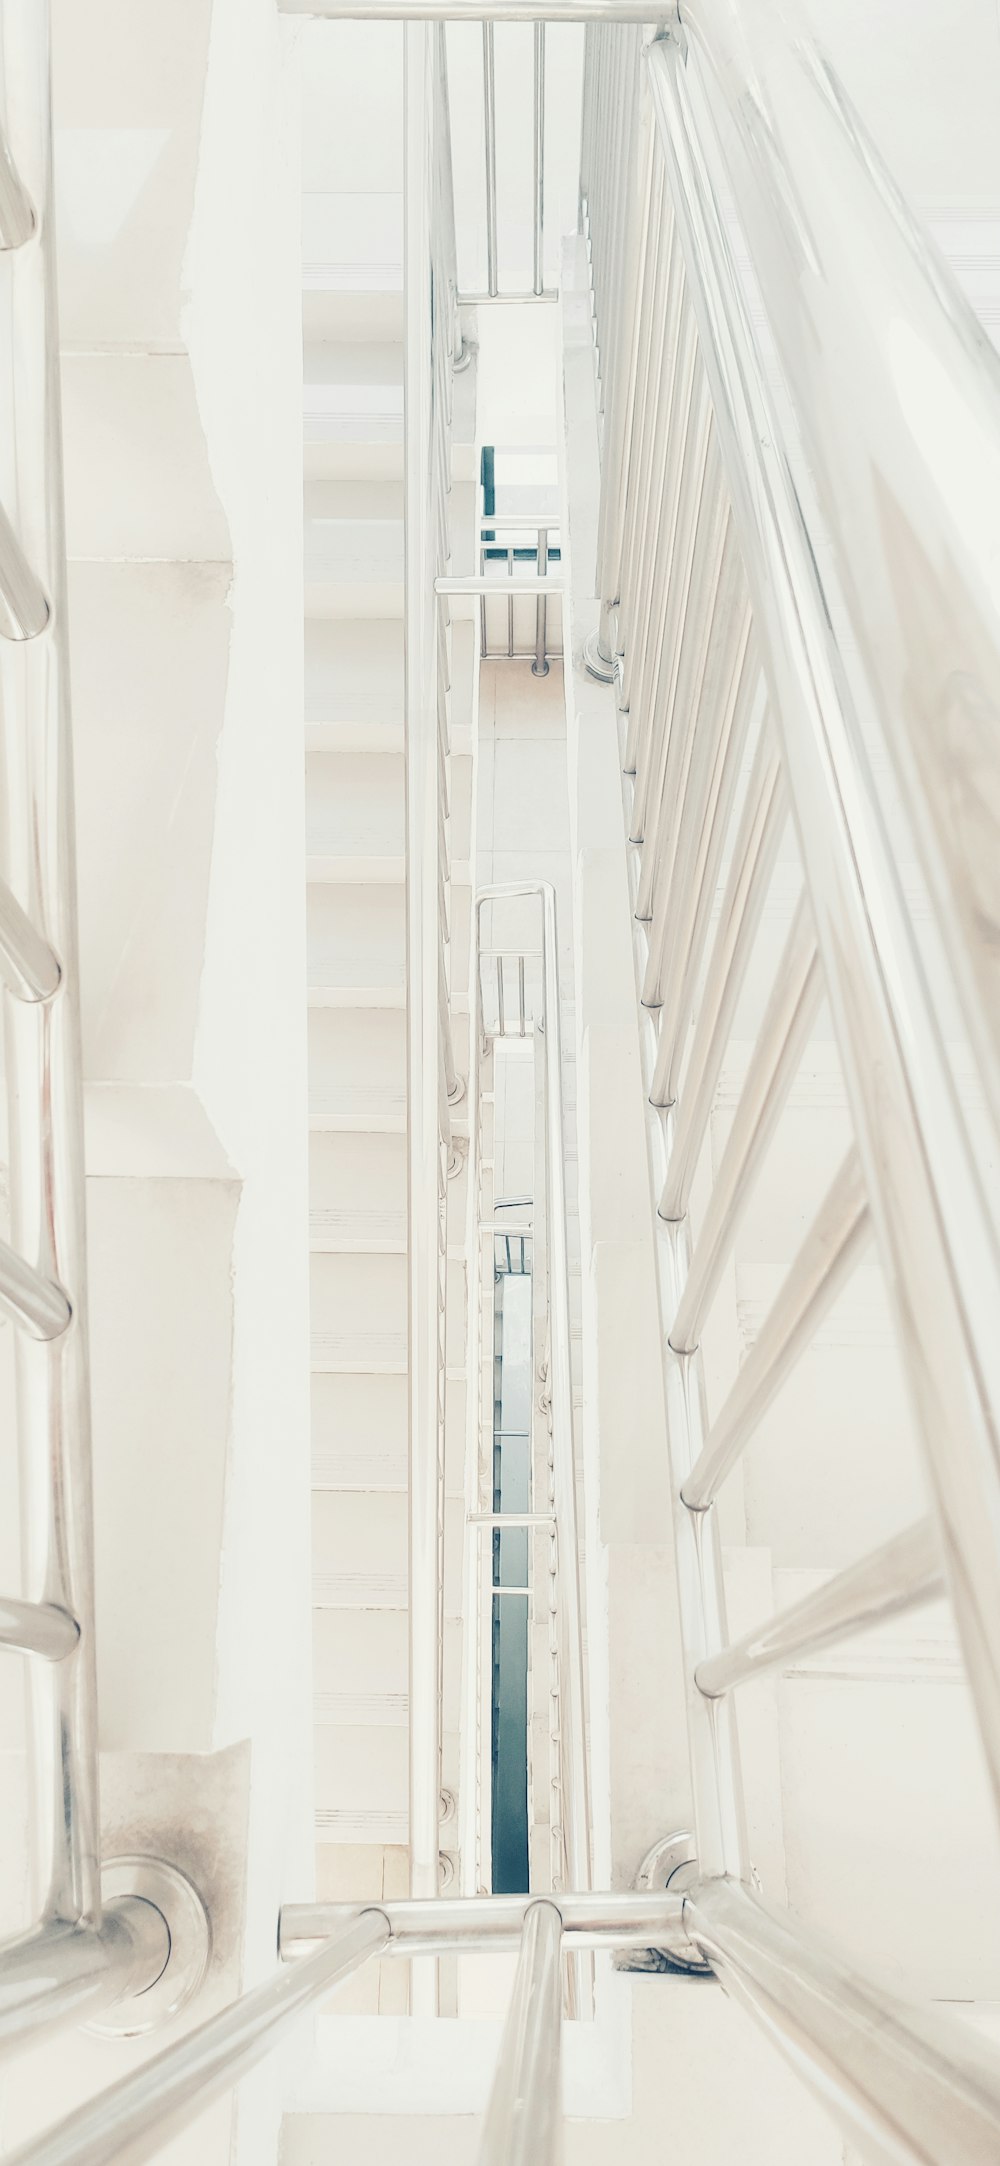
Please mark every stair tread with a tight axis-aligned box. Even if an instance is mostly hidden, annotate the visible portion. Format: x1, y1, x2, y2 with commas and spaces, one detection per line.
309, 1205, 406, 1255
307, 854, 405, 885
311, 1328, 407, 1373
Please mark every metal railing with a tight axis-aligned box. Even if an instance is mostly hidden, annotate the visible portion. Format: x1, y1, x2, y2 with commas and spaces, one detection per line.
581, 0, 1000, 2156
404, 21, 466, 2015
478, 514, 562, 669
17, 0, 1000, 2158
0, 2, 213, 2054
461, 888, 590, 1937
468, 23, 554, 302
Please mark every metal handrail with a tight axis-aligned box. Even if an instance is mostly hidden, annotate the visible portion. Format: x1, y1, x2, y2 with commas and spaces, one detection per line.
582, 0, 1000, 2154
475, 24, 552, 302
462, 887, 591, 1926
8, 1895, 689, 2166
0, 0, 180, 2047
14, 1881, 1000, 2164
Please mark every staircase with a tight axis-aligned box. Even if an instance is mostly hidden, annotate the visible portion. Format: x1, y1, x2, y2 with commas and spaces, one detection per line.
4, 6, 1000, 2164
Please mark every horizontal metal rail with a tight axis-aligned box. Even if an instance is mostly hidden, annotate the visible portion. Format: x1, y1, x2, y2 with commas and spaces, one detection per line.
281, 1, 683, 17
438, 574, 564, 597
13, 1886, 1000, 2166
279, 1890, 688, 1959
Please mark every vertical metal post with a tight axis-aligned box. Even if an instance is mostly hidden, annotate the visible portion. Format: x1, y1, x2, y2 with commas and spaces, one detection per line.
532, 529, 549, 678
404, 19, 441, 2015
1, 0, 100, 1930
478, 1901, 563, 2166
532, 24, 545, 297
483, 23, 498, 298
538, 890, 591, 2003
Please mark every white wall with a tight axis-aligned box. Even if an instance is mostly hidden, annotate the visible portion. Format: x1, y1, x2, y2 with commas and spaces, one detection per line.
183, 4, 314, 2162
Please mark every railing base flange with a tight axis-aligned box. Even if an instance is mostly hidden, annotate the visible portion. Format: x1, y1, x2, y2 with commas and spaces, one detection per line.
582, 628, 615, 684
618, 1834, 713, 1975
87, 1855, 211, 2038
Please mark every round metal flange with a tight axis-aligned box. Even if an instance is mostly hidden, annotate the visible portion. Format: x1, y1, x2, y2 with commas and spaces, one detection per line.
582, 628, 616, 684
89, 1855, 212, 2039
628, 1832, 712, 1975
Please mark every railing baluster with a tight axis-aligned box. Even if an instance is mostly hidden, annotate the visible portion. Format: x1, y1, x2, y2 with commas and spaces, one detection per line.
642, 575, 752, 1011
669, 895, 822, 1350
483, 23, 498, 297
0, 1598, 78, 1662
615, 156, 668, 687
623, 263, 696, 777
479, 1902, 563, 2166
695, 1520, 942, 1698
0, 0, 101, 1934
635, 415, 725, 906
638, 472, 732, 944
532, 25, 545, 295
653, 725, 783, 1147
0, 875, 60, 1003
680, 1149, 870, 1510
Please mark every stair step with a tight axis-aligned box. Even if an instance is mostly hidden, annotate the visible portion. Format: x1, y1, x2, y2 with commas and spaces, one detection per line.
307, 856, 404, 886
305, 480, 403, 619
313, 1568, 407, 1608
315, 1806, 407, 1840
311, 1329, 407, 1373
314, 1719, 408, 1819
307, 885, 404, 1005
315, 1690, 408, 1726
309, 1206, 406, 1254
303, 189, 402, 301
306, 618, 402, 725
303, 339, 403, 480
308, 983, 405, 1010
312, 1440, 406, 1489
311, 1374, 406, 1488
309, 1086, 406, 1135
